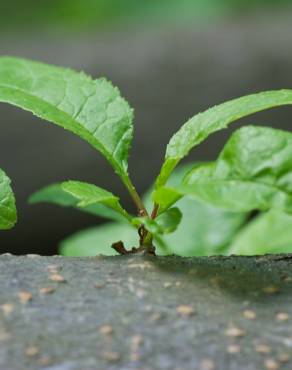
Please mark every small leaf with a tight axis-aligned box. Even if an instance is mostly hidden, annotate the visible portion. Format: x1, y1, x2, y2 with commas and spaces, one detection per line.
0, 57, 134, 182
155, 207, 182, 234
152, 187, 182, 215
168, 126, 292, 214
133, 207, 182, 235
60, 222, 138, 256
29, 181, 132, 222
155, 90, 292, 188
229, 210, 292, 255
0, 168, 17, 230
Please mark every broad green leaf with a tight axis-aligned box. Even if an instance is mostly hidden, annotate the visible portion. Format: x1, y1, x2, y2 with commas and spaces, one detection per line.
29, 181, 132, 222
133, 207, 182, 235
160, 197, 247, 256
60, 222, 137, 256
229, 210, 292, 255
0, 57, 134, 182
167, 126, 292, 214
0, 168, 17, 229
155, 90, 292, 188
147, 163, 247, 256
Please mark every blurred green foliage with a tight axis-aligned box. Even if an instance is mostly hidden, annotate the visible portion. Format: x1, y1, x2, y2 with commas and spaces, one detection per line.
1, 0, 291, 31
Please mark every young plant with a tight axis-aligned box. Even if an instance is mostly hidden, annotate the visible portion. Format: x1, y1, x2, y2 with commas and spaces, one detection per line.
1, 56, 292, 255
0, 168, 16, 230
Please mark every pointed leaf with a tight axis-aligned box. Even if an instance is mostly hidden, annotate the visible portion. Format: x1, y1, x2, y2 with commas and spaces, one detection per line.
167, 126, 292, 214
0, 57, 134, 181
0, 168, 17, 230
155, 90, 292, 188
229, 210, 292, 255
29, 181, 132, 222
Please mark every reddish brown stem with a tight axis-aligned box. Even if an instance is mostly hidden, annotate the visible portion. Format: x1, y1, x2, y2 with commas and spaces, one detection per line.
151, 203, 159, 219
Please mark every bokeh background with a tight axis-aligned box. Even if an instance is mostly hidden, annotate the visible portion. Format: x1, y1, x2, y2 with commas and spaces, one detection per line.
1, 0, 292, 255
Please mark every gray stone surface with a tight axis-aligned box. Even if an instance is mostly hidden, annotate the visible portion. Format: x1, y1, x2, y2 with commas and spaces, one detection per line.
1, 254, 292, 369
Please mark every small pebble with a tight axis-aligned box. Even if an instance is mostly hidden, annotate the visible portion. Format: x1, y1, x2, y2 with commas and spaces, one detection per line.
37, 356, 52, 366
99, 325, 113, 336
39, 287, 55, 294
149, 313, 162, 322
163, 282, 173, 288
46, 265, 61, 274
127, 262, 153, 270
1, 303, 14, 316
278, 353, 290, 363
49, 273, 66, 283
225, 326, 245, 338
25, 346, 39, 357
46, 264, 60, 270
18, 291, 32, 304
276, 312, 290, 321
94, 283, 105, 289
101, 351, 121, 362
243, 309, 256, 320
130, 335, 144, 361
131, 335, 143, 351
199, 358, 215, 370
176, 305, 195, 317
263, 286, 280, 295
227, 344, 241, 354
264, 358, 280, 370
255, 343, 272, 354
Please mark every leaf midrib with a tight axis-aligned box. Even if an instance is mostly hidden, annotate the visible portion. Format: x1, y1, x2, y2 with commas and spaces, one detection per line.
0, 82, 126, 176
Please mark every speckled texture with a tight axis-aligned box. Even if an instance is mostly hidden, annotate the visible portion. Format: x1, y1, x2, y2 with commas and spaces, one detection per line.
1, 254, 292, 370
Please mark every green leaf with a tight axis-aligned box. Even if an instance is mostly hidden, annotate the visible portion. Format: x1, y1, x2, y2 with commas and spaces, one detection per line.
148, 163, 247, 256
229, 210, 292, 255
152, 163, 205, 213
168, 126, 292, 213
155, 90, 292, 188
29, 181, 132, 222
0, 168, 17, 230
160, 197, 247, 256
0, 57, 134, 182
133, 207, 182, 235
60, 222, 138, 256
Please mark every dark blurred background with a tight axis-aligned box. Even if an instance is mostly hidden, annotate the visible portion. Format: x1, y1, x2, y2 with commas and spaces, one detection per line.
1, 0, 292, 255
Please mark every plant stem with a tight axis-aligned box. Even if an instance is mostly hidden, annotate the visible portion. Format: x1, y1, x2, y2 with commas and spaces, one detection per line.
151, 203, 159, 219
122, 175, 148, 216
122, 175, 156, 254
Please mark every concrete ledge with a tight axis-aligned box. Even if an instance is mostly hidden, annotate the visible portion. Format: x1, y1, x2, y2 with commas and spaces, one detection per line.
1, 254, 292, 369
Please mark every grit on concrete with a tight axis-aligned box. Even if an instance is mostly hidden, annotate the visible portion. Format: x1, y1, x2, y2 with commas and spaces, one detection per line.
0, 254, 292, 369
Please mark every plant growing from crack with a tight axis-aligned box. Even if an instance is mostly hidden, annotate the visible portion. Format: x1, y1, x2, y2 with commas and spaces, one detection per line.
2, 57, 292, 255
